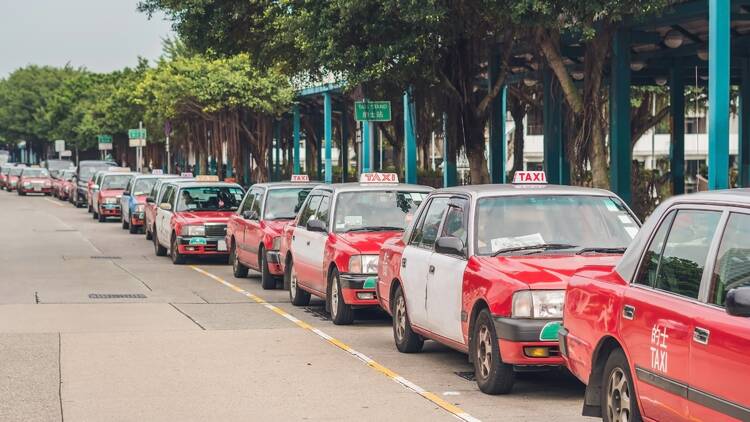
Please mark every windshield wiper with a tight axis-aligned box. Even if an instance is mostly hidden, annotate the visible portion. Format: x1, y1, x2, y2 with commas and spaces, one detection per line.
343, 226, 403, 233
576, 247, 627, 255
491, 243, 578, 257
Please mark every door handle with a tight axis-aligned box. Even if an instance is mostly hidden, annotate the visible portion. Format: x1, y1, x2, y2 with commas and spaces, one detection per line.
401, 258, 407, 268
429, 265, 435, 274
306, 241, 311, 246
292, 235, 296, 240
693, 327, 710, 345
623, 304, 635, 320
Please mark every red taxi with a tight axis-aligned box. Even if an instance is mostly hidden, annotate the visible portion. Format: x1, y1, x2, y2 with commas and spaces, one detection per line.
279, 173, 432, 325
5, 165, 25, 192
560, 190, 750, 421
53, 169, 75, 200
0, 164, 11, 189
17, 167, 53, 195
144, 174, 192, 240
377, 171, 640, 394
93, 171, 134, 222
228, 176, 320, 289
152, 176, 245, 265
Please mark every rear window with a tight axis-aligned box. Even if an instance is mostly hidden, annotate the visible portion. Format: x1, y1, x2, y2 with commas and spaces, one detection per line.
22, 168, 49, 177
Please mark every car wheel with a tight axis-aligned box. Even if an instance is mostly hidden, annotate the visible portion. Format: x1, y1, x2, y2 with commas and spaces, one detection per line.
328, 268, 354, 325
260, 248, 277, 290
145, 224, 153, 240
170, 234, 185, 265
153, 230, 167, 256
287, 260, 310, 306
473, 309, 515, 395
122, 215, 129, 230
231, 242, 249, 278
88, 204, 93, 213
98, 210, 105, 222
128, 222, 138, 234
602, 349, 642, 422
392, 285, 423, 353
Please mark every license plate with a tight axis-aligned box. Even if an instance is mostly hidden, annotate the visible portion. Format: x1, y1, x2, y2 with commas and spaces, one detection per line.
34, 186, 41, 192
217, 240, 227, 251
189, 237, 207, 246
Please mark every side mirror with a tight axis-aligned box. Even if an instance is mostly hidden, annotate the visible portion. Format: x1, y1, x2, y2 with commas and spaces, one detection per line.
146, 197, 154, 204
92, 184, 99, 190
726, 287, 750, 317
158, 202, 172, 211
122, 191, 131, 196
242, 210, 259, 220
435, 236, 465, 257
306, 219, 327, 233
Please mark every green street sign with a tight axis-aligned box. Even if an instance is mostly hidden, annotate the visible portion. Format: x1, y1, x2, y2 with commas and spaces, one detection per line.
128, 129, 147, 140
355, 101, 391, 122
97, 135, 112, 144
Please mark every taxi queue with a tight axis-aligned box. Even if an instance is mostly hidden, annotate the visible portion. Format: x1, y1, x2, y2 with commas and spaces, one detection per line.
2, 159, 749, 422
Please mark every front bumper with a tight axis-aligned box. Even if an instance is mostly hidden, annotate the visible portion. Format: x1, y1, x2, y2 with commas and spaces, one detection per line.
339, 273, 378, 306
176, 236, 229, 255
99, 204, 121, 217
130, 212, 145, 227
265, 250, 283, 275
494, 317, 563, 365
20, 186, 51, 194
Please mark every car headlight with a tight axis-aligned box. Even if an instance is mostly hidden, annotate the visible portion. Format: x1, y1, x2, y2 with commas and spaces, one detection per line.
23, 182, 31, 187
44, 181, 51, 187
182, 225, 205, 236
271, 236, 281, 251
511, 290, 565, 319
104, 197, 118, 204
348, 255, 379, 274
135, 204, 145, 213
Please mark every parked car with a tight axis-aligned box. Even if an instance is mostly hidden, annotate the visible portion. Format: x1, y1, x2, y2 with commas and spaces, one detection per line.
121, 174, 164, 234
5, 165, 27, 192
94, 171, 135, 222
72, 160, 117, 208
17, 167, 53, 195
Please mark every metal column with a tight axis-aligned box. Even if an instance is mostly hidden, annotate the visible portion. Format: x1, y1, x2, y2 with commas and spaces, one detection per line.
362, 120, 372, 173
404, 89, 417, 184
341, 106, 349, 182
442, 112, 457, 187
273, 120, 281, 181
670, 66, 685, 195
543, 67, 563, 184
708, 0, 730, 189
489, 55, 507, 184
323, 92, 333, 184
293, 104, 301, 175
741, 59, 750, 187
609, 29, 632, 204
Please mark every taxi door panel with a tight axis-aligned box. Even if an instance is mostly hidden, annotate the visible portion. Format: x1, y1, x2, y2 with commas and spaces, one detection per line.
400, 245, 431, 328
426, 252, 467, 343
243, 189, 264, 268
292, 227, 315, 288
156, 208, 171, 247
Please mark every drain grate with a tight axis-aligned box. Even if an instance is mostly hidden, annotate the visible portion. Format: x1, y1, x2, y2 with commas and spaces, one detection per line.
89, 293, 146, 299
303, 306, 331, 321
455, 371, 476, 381
55, 229, 77, 232
90, 256, 122, 260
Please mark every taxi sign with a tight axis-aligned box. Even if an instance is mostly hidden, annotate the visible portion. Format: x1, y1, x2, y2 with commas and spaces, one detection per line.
152, 169, 164, 175
512, 171, 547, 184
180, 172, 194, 177
195, 175, 220, 182
290, 174, 309, 182
108, 167, 132, 173
359, 172, 399, 184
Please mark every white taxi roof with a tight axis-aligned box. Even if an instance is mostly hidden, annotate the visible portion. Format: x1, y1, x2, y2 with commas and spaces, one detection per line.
250, 181, 323, 190
433, 183, 618, 200
310, 182, 433, 195
172, 181, 243, 189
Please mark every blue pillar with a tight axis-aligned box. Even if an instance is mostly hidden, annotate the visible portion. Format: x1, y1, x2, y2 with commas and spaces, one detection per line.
543, 67, 563, 184
443, 112, 457, 187
273, 120, 281, 181
670, 65, 685, 195
323, 92, 333, 184
315, 111, 323, 181
404, 89, 417, 184
341, 107, 349, 182
740, 59, 750, 187
293, 104, 301, 175
609, 29, 632, 204
362, 120, 372, 173
489, 55, 507, 184
708, 0, 730, 190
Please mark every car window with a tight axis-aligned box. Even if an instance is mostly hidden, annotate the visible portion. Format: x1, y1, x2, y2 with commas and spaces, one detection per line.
239, 191, 255, 214
635, 211, 676, 286
126, 178, 135, 192
249, 189, 263, 217
175, 186, 244, 212
440, 199, 469, 253
411, 197, 449, 249
710, 212, 750, 306
101, 174, 131, 190
162, 186, 175, 206
299, 195, 322, 227
264, 188, 313, 220
653, 210, 721, 299
133, 178, 157, 196
316, 196, 331, 228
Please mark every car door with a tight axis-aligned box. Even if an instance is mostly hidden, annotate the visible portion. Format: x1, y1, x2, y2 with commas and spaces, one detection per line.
308, 194, 331, 293
157, 185, 176, 247
426, 197, 469, 344
689, 210, 750, 421
292, 195, 322, 286
231, 192, 253, 262
243, 187, 266, 269
400, 196, 450, 330
622, 208, 722, 421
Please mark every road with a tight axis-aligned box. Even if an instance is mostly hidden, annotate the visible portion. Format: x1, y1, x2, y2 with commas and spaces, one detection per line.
0, 191, 588, 422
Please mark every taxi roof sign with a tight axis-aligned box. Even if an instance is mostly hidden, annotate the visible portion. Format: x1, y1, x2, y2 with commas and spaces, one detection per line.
359, 172, 399, 184
152, 169, 164, 175
108, 167, 132, 173
180, 172, 194, 177
512, 171, 547, 184
195, 175, 220, 182
290, 174, 309, 182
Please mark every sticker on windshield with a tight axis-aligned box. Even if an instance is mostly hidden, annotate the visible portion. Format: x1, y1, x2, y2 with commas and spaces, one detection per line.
490, 233, 545, 252
344, 216, 363, 226
625, 226, 638, 239
604, 198, 619, 211
618, 215, 633, 224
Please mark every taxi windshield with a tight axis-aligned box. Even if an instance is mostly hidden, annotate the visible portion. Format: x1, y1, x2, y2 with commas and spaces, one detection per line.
10, 167, 24, 176
333, 190, 427, 233
22, 168, 49, 177
475, 195, 638, 256
176, 186, 244, 212
101, 174, 131, 190
264, 188, 312, 220
133, 178, 157, 196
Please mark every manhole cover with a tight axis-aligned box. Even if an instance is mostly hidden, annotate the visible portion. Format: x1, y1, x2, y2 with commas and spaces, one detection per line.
455, 371, 476, 381
89, 294, 146, 299
90, 256, 122, 260
55, 229, 77, 232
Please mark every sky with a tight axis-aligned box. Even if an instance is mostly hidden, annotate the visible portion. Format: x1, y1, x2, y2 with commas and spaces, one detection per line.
0, 0, 174, 77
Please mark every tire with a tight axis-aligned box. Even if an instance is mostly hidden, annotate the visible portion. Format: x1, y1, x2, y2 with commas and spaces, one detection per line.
88, 204, 93, 213
145, 224, 153, 240
473, 309, 515, 395
153, 230, 167, 256
122, 215, 129, 230
231, 242, 249, 278
392, 285, 423, 353
128, 222, 138, 234
260, 247, 277, 290
328, 268, 354, 325
170, 234, 185, 265
98, 211, 105, 222
602, 349, 642, 422
287, 260, 310, 306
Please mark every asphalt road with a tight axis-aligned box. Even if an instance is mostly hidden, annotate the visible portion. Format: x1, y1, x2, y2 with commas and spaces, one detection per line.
0, 191, 588, 422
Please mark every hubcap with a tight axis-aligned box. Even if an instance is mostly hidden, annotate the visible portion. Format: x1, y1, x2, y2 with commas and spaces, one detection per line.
395, 294, 406, 341
476, 324, 493, 379
607, 368, 631, 422
290, 267, 298, 299
331, 277, 339, 318
232, 248, 238, 272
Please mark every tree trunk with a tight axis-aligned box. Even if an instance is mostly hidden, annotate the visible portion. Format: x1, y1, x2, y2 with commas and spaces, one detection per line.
509, 96, 526, 173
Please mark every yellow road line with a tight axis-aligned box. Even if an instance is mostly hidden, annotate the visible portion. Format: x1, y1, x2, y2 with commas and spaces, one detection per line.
44, 198, 64, 206
190, 265, 480, 422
